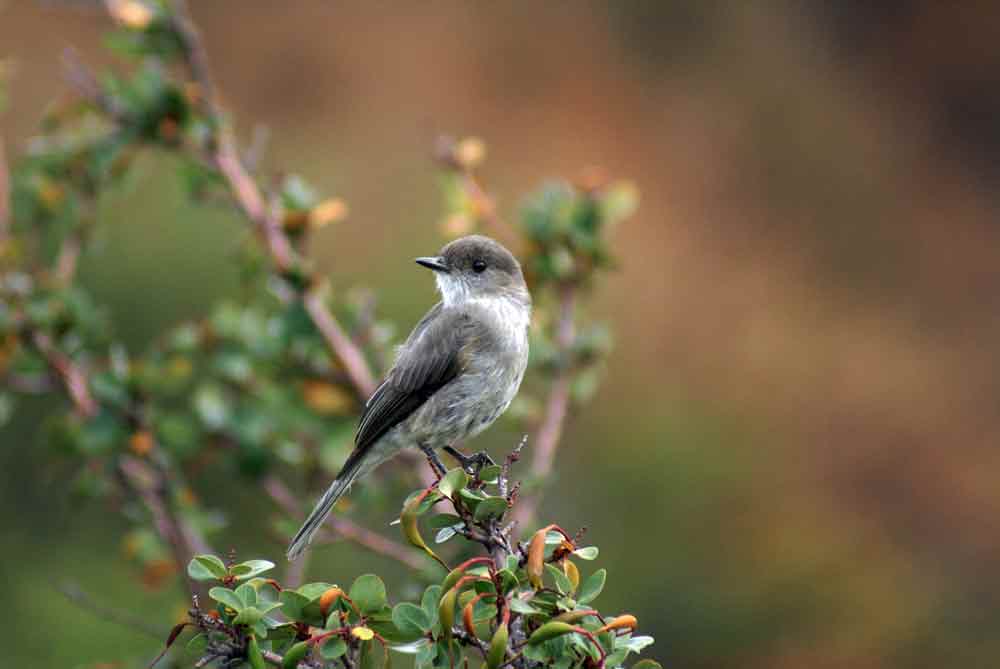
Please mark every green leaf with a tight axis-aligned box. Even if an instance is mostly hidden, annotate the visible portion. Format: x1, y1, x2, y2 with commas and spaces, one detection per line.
434, 526, 458, 544
473, 496, 508, 522
578, 569, 606, 604
247, 635, 266, 669
252, 579, 280, 604
438, 468, 468, 498
401, 488, 444, 516
421, 585, 442, 628
508, 597, 541, 615
298, 582, 335, 599
185, 632, 207, 654
631, 660, 662, 669
392, 602, 431, 638
545, 564, 573, 594
622, 636, 655, 653
193, 384, 229, 430
497, 569, 519, 594
235, 583, 257, 607
573, 546, 599, 560
350, 574, 387, 614
478, 464, 502, 483
320, 637, 348, 660
544, 531, 565, 545
209, 587, 245, 612
605, 648, 629, 668
427, 513, 463, 530
283, 641, 311, 669
416, 640, 437, 668
231, 559, 276, 580
278, 590, 311, 622
528, 621, 575, 645
233, 606, 265, 627
187, 554, 227, 581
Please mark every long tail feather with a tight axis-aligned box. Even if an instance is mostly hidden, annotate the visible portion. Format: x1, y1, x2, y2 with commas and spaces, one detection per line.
286, 456, 364, 561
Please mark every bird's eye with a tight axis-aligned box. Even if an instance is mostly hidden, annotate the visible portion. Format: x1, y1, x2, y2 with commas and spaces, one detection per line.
472, 259, 487, 273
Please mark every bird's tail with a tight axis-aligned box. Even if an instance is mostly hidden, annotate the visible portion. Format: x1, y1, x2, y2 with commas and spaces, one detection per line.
286, 454, 365, 561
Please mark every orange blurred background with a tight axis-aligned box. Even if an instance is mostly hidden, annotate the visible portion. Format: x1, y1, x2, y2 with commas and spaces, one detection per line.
3, 2, 1000, 667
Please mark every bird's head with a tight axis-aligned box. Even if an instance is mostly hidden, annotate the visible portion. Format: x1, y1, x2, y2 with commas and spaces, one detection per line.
416, 235, 530, 307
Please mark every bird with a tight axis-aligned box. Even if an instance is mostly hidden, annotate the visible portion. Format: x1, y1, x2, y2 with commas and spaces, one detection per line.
286, 235, 532, 560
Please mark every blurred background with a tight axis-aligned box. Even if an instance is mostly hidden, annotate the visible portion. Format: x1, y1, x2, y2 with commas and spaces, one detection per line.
3, 1, 1000, 667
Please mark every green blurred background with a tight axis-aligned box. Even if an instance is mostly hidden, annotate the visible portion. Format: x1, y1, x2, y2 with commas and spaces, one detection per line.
4, 1, 1000, 667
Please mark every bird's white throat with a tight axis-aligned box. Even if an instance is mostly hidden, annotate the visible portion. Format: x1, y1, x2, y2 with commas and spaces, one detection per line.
435, 274, 531, 334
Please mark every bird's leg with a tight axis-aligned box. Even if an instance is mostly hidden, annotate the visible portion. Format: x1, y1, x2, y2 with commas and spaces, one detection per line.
419, 443, 448, 478
444, 445, 496, 476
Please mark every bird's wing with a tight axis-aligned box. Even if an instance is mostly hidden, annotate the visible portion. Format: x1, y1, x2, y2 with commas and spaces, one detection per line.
353, 306, 474, 454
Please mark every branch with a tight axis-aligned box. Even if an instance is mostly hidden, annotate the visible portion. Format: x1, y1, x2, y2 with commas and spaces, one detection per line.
263, 475, 425, 572
25, 307, 211, 593
30, 331, 99, 418
512, 285, 576, 530
119, 454, 210, 595
62, 8, 379, 401
304, 287, 378, 398
54, 231, 83, 284
169, 2, 378, 399
324, 515, 427, 572
59, 581, 165, 640
434, 135, 517, 243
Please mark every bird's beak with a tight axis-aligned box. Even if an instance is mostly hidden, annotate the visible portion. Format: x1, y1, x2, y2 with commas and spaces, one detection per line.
415, 256, 450, 273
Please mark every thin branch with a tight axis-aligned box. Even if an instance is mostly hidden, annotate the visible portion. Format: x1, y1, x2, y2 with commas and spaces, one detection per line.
54, 231, 82, 283
263, 475, 425, 572
119, 454, 209, 595
433, 135, 517, 243
59, 581, 165, 640
61, 48, 128, 122
30, 331, 99, 418
170, 1, 377, 399
324, 515, 427, 572
63, 8, 380, 401
26, 323, 212, 592
304, 287, 377, 397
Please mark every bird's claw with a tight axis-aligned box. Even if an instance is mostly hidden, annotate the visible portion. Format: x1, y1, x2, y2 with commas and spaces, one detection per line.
444, 446, 495, 476
419, 443, 448, 478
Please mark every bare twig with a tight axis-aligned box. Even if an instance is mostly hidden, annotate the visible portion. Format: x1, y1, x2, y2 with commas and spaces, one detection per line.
434, 135, 517, 243
62, 7, 380, 402
500, 435, 528, 500
170, 1, 377, 399
324, 515, 427, 571
30, 331, 99, 418
30, 323, 213, 596
119, 454, 209, 595
304, 287, 377, 397
59, 581, 165, 640
61, 48, 128, 122
54, 231, 82, 283
263, 475, 424, 572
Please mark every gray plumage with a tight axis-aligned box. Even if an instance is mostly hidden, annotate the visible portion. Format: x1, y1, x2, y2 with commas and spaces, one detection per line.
287, 235, 531, 560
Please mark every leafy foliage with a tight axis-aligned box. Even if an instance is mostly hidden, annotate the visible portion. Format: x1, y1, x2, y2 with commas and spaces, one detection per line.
0, 2, 649, 668
180, 464, 654, 669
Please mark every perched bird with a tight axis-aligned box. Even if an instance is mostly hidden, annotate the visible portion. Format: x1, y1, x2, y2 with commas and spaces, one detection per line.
287, 235, 532, 560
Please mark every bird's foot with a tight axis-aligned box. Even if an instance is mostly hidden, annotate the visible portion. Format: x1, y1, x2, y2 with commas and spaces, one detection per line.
444, 445, 495, 476
419, 443, 448, 479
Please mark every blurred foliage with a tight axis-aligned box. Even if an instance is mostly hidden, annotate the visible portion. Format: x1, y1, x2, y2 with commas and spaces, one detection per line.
0, 2, 645, 668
